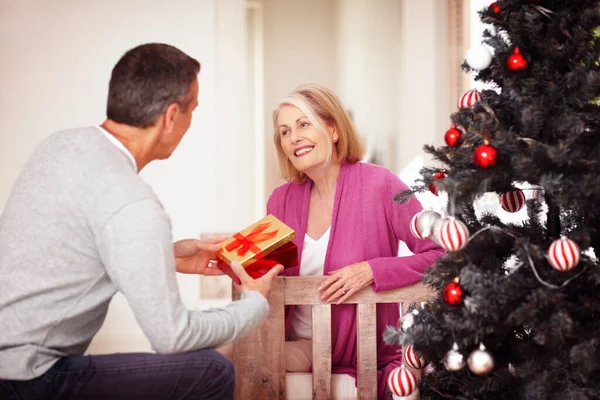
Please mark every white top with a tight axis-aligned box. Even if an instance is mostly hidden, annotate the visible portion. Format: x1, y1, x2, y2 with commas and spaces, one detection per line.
96, 125, 138, 171
289, 226, 331, 340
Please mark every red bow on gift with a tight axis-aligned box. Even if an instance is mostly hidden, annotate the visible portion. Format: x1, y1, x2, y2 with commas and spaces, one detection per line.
225, 222, 279, 258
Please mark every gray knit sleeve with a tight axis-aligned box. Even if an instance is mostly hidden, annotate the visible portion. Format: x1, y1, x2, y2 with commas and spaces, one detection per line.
95, 199, 269, 353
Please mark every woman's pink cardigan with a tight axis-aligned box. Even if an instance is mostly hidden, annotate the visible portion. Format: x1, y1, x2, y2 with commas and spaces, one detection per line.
267, 161, 444, 399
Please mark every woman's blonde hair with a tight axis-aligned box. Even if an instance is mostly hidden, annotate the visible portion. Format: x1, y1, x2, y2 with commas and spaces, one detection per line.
272, 84, 365, 182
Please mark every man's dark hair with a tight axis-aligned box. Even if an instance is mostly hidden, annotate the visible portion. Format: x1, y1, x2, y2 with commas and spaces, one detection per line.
106, 43, 201, 128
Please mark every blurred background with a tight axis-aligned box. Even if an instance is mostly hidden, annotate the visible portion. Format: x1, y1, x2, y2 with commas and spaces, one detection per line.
0, 0, 491, 353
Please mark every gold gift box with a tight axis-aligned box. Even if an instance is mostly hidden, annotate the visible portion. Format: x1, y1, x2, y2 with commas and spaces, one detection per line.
217, 214, 296, 268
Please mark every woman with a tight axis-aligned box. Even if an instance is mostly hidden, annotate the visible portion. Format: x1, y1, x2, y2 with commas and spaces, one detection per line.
268, 84, 444, 399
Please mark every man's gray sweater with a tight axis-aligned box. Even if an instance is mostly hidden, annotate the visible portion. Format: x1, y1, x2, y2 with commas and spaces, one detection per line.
0, 127, 268, 380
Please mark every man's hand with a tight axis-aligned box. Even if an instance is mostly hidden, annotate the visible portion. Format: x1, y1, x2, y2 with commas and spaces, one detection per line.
230, 261, 284, 300
174, 237, 227, 276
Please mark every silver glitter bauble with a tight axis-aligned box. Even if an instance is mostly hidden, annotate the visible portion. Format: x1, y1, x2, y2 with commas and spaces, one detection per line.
443, 343, 466, 371
399, 309, 418, 331
429, 217, 445, 246
416, 211, 441, 239
467, 343, 494, 376
474, 192, 500, 215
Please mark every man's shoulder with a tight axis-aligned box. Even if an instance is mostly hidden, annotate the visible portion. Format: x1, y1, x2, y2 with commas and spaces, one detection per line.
38, 126, 101, 148
32, 126, 158, 207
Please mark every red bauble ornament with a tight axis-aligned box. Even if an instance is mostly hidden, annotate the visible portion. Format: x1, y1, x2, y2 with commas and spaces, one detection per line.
445, 124, 462, 147
490, 2, 501, 13
443, 278, 464, 306
500, 189, 526, 213
428, 171, 447, 196
388, 365, 418, 397
507, 47, 528, 71
547, 237, 581, 272
473, 142, 498, 168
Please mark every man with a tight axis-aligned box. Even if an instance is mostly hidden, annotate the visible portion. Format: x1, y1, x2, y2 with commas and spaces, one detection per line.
0, 43, 281, 400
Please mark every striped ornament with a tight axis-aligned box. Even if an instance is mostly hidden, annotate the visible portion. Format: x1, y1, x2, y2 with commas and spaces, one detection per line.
547, 237, 580, 272
409, 213, 425, 239
388, 366, 418, 397
438, 218, 470, 252
458, 89, 482, 109
403, 345, 426, 370
500, 189, 526, 213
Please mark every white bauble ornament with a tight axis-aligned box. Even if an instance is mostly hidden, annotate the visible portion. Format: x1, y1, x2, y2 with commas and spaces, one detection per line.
443, 343, 465, 371
467, 343, 495, 376
466, 45, 493, 70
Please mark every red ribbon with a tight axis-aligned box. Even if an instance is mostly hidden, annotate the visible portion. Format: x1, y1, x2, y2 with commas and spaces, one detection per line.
225, 222, 279, 259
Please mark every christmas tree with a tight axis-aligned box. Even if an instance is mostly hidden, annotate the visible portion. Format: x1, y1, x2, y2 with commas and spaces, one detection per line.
385, 1, 600, 399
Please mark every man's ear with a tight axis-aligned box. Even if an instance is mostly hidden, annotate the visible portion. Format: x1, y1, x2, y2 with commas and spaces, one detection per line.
163, 103, 179, 133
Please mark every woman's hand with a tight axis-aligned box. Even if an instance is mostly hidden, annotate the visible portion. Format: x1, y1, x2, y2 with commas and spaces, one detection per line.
318, 261, 374, 304
174, 237, 227, 275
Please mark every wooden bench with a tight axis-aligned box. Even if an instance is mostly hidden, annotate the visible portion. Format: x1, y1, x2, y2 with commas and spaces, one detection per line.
232, 276, 432, 400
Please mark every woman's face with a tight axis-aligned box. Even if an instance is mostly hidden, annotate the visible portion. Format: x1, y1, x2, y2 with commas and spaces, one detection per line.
277, 105, 335, 174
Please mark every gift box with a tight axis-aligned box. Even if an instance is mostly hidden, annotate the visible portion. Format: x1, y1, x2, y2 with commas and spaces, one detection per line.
217, 214, 298, 284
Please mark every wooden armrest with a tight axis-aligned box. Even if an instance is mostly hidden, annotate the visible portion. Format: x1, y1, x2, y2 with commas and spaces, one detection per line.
279, 276, 433, 305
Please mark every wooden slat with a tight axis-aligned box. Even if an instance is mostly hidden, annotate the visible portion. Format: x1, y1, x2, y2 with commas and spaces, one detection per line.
231, 277, 434, 399
356, 303, 378, 400
233, 279, 286, 400
283, 277, 433, 305
311, 304, 332, 400
401, 302, 410, 315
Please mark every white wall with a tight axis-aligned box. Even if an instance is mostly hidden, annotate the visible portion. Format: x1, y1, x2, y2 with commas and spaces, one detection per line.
336, 0, 454, 179
395, 0, 453, 179
260, 0, 339, 197
337, 0, 402, 169
0, 0, 251, 353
